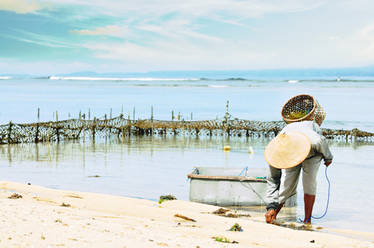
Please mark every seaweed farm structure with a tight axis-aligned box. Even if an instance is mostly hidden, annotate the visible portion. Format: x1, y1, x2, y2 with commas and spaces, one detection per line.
0, 114, 373, 144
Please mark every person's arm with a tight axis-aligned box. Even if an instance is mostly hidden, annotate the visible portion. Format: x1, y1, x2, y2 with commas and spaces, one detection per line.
318, 136, 333, 166
265, 165, 282, 210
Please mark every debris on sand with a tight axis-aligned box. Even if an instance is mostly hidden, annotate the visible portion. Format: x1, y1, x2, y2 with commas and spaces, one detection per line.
212, 208, 230, 215
159, 195, 177, 204
174, 214, 196, 222
8, 193, 23, 199
212, 208, 251, 218
212, 236, 239, 244
229, 223, 243, 232
65, 194, 83, 199
273, 221, 314, 231
60, 203, 71, 207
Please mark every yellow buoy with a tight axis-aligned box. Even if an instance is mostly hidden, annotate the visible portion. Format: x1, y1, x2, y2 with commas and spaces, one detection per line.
223, 145, 231, 151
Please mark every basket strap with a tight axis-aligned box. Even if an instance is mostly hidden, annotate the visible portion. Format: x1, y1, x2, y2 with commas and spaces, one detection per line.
313, 100, 320, 123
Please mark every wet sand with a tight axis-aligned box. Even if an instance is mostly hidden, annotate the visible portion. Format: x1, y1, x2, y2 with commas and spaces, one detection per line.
0, 181, 373, 248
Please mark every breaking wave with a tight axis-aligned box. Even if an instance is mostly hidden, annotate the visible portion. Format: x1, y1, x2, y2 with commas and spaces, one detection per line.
0, 76, 12, 80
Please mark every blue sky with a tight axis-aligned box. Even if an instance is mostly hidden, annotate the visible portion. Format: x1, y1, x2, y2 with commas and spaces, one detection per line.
1, 0, 374, 74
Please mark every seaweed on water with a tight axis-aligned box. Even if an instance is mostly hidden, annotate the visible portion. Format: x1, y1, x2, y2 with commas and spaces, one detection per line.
0, 114, 372, 145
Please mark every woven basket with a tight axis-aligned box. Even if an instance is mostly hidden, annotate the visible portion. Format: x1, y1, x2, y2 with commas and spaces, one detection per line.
281, 94, 325, 126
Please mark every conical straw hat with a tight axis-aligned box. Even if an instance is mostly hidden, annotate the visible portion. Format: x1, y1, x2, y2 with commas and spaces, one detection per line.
264, 132, 311, 169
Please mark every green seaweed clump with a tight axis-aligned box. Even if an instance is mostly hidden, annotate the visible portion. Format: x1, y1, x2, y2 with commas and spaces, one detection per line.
229, 223, 243, 232
158, 194, 177, 204
212, 236, 238, 244
287, 110, 309, 120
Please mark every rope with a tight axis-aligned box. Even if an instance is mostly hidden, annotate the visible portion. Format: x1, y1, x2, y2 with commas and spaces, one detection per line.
312, 99, 319, 123
300, 166, 331, 223
238, 166, 248, 176
240, 181, 266, 204
238, 166, 266, 204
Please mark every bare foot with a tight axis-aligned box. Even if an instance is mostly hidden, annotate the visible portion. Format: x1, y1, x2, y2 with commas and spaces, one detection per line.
265, 209, 277, 224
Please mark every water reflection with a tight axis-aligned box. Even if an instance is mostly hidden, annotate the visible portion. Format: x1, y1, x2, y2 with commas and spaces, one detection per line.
0, 137, 373, 232
0, 136, 370, 166
0, 136, 272, 166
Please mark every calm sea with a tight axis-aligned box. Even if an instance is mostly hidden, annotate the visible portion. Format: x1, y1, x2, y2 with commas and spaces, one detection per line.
0, 75, 374, 232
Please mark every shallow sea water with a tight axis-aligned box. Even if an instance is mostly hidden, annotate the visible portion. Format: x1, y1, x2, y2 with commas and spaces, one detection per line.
0, 77, 374, 233
1, 77, 374, 132
0, 137, 373, 232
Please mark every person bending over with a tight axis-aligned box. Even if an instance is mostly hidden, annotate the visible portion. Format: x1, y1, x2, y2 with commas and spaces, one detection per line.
264, 120, 333, 224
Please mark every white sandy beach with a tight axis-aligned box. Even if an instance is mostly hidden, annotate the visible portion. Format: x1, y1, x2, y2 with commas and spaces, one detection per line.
0, 181, 373, 248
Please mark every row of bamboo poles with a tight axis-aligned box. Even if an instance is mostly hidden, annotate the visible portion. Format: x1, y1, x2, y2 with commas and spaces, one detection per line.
1, 102, 374, 144
1, 115, 373, 144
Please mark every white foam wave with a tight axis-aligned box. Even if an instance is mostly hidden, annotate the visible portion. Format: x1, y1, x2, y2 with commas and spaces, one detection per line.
48, 76, 199, 81
208, 84, 229, 88
0, 76, 12, 80
287, 80, 299, 84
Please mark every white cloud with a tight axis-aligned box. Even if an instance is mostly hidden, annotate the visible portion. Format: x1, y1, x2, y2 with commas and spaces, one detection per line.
318, 21, 374, 66
47, 0, 328, 69
0, 0, 42, 13
82, 38, 276, 71
138, 20, 223, 43
359, 23, 374, 37
7, 0, 374, 72
0, 59, 94, 75
41, 0, 326, 20
355, 22, 374, 60
2, 30, 77, 48
71, 25, 128, 38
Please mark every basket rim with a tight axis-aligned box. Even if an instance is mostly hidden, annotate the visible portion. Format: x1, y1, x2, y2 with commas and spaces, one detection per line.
281, 94, 317, 123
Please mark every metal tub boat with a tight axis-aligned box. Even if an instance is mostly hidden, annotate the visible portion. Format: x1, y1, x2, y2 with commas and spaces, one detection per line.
188, 166, 296, 207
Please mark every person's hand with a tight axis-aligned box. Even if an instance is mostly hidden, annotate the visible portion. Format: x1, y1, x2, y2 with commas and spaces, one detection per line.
324, 160, 332, 167
265, 209, 277, 224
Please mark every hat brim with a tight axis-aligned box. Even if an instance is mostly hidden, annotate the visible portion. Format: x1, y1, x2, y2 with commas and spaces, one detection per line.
264, 132, 311, 169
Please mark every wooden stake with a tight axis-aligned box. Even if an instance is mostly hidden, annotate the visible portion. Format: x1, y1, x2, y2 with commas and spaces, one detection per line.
151, 105, 154, 121
8, 121, 12, 144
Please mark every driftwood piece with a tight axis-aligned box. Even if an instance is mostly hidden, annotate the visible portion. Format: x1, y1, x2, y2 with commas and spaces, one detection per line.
174, 214, 196, 222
